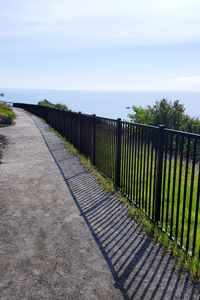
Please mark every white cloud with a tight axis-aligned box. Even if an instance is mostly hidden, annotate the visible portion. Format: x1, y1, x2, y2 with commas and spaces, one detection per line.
1, 0, 200, 47
173, 76, 200, 90
1, 0, 200, 91
2, 70, 200, 91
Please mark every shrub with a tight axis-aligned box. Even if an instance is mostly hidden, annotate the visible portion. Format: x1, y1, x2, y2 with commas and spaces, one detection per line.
38, 99, 69, 111
0, 103, 16, 125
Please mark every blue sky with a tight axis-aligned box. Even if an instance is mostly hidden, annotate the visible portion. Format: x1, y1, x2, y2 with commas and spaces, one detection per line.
1, 0, 200, 90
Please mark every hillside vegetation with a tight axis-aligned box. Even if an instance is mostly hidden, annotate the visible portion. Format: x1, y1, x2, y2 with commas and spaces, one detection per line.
128, 99, 200, 133
38, 99, 69, 111
0, 103, 16, 125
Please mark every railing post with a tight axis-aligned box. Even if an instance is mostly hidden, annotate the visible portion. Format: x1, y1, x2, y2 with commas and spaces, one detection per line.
92, 114, 96, 165
78, 112, 81, 152
116, 118, 122, 188
154, 124, 165, 223
69, 110, 71, 142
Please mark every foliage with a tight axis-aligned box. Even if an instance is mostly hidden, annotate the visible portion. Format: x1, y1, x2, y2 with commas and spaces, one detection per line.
0, 103, 16, 124
38, 99, 69, 111
128, 99, 200, 133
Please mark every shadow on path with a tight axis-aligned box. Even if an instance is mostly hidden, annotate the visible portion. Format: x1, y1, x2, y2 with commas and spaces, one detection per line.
35, 119, 200, 300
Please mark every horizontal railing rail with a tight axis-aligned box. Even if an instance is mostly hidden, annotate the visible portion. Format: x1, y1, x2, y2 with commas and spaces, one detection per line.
13, 103, 200, 260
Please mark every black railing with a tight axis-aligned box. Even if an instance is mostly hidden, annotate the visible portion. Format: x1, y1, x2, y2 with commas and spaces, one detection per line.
14, 103, 200, 260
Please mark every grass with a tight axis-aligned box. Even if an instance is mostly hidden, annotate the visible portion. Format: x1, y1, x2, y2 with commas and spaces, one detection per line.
44, 120, 200, 281
121, 146, 199, 256
0, 103, 16, 124
93, 124, 200, 260
47, 124, 115, 194
127, 202, 200, 280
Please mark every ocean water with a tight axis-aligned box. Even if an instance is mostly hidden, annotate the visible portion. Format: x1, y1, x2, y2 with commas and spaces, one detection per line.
1, 88, 200, 120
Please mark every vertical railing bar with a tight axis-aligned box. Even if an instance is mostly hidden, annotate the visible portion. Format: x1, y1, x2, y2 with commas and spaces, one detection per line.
192, 160, 200, 256
149, 128, 154, 218
108, 121, 111, 178
112, 121, 115, 183
165, 133, 173, 231
136, 126, 140, 207
186, 139, 197, 252
123, 123, 127, 195
175, 135, 184, 239
152, 130, 158, 219
161, 132, 168, 227
127, 124, 132, 200
138, 127, 143, 208
180, 137, 191, 248
110, 120, 114, 181
125, 124, 130, 197
142, 127, 147, 210
69, 110, 72, 143
154, 125, 165, 223
133, 125, 138, 203
145, 129, 150, 214
170, 133, 179, 237
124, 124, 128, 196
121, 123, 125, 193
115, 118, 122, 188
110, 121, 113, 179
92, 114, 96, 165
130, 125, 135, 202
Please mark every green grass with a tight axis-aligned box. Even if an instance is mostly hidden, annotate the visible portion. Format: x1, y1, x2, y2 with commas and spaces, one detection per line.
92, 125, 200, 260
126, 201, 200, 280
47, 125, 115, 194
125, 146, 200, 259
0, 103, 16, 124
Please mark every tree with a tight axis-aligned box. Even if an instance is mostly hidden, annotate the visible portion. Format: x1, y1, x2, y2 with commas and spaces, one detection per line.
128, 98, 200, 132
183, 115, 200, 134
152, 99, 185, 129
128, 105, 154, 125
38, 99, 69, 111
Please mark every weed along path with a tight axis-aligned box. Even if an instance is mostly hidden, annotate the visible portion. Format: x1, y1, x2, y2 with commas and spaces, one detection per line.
0, 108, 199, 300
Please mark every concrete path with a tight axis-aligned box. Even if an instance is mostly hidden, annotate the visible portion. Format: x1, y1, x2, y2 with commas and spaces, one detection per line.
0, 109, 122, 300
0, 108, 200, 299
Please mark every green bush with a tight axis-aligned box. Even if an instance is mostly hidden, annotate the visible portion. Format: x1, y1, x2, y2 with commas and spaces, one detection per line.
0, 103, 16, 124
38, 99, 69, 111
128, 99, 200, 133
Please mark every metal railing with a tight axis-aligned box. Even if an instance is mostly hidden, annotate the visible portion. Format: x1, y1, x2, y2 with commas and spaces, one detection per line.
14, 103, 200, 259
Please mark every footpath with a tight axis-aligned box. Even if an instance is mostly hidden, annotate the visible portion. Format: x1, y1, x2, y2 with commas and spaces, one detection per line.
0, 108, 200, 299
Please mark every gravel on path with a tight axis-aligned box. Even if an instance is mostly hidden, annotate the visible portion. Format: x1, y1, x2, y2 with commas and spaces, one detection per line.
33, 111, 200, 300
0, 108, 122, 300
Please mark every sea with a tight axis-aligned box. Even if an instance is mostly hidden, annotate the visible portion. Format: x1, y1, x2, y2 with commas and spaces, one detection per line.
1, 88, 200, 121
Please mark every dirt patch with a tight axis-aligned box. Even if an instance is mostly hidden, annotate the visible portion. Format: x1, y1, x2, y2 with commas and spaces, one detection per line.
0, 115, 12, 125
0, 134, 7, 161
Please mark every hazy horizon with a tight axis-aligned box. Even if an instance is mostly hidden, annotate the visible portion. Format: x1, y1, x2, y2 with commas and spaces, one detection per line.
2, 87, 200, 92
2, 88, 200, 120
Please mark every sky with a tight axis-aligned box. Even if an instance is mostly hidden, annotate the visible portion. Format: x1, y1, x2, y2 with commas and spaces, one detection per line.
1, 0, 200, 91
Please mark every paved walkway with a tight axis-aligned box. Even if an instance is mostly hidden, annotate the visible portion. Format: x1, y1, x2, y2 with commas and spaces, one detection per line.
0, 108, 200, 299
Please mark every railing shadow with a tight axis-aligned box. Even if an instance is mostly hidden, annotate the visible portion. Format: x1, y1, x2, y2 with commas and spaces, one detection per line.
38, 122, 200, 300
